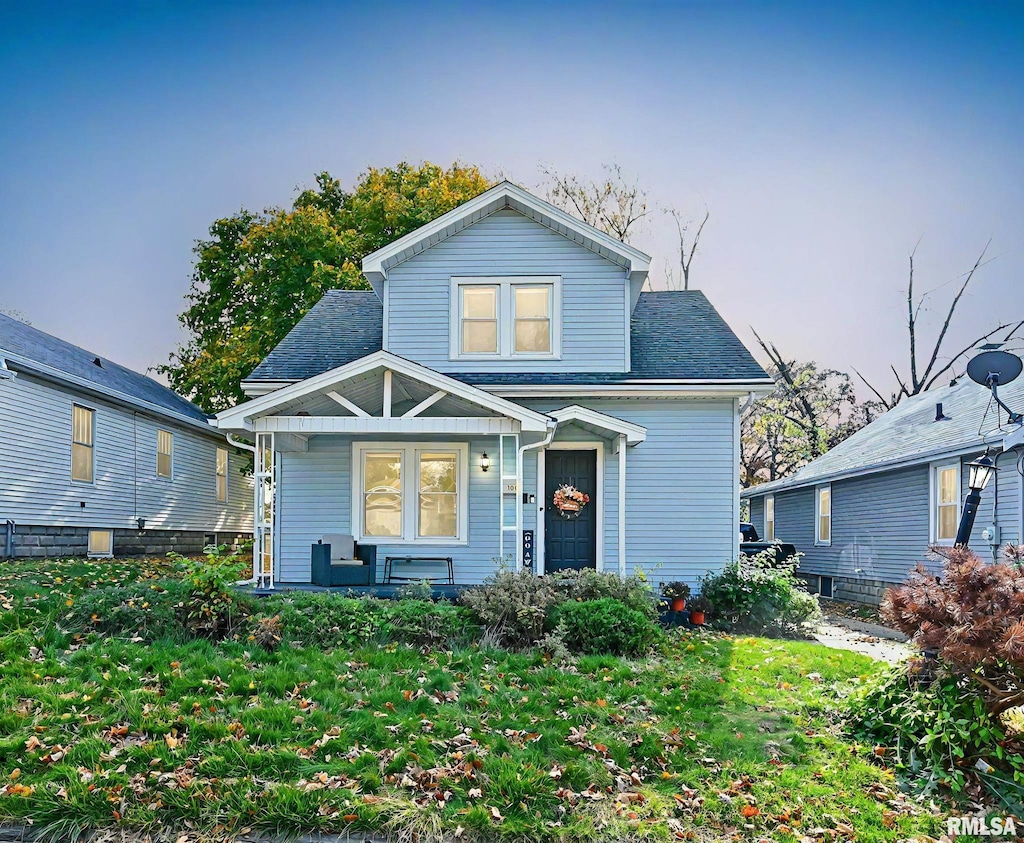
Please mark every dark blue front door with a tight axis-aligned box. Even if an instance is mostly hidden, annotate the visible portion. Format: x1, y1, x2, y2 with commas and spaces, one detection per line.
544, 449, 597, 573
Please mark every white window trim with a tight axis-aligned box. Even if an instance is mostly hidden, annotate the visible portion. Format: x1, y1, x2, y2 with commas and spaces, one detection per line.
87, 528, 113, 558
71, 403, 96, 485
156, 429, 174, 480
216, 447, 229, 505
351, 441, 470, 545
815, 484, 832, 547
764, 495, 775, 541
930, 460, 961, 545
449, 276, 562, 361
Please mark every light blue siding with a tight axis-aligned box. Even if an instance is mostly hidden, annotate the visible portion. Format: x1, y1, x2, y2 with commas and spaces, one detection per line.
276, 436, 502, 584
385, 210, 629, 373
748, 496, 764, 535
0, 372, 252, 533
963, 451, 1021, 560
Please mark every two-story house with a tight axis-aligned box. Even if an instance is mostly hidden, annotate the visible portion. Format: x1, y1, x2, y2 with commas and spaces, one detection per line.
215, 182, 772, 588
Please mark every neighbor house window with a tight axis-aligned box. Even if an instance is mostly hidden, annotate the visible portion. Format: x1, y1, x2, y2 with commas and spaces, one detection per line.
71, 405, 95, 482
933, 462, 960, 543
764, 495, 775, 541
451, 276, 560, 359
354, 443, 468, 543
88, 529, 112, 558
216, 447, 228, 503
815, 484, 832, 545
157, 430, 173, 478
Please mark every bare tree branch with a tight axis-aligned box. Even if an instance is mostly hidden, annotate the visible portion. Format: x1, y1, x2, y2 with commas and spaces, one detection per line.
664, 206, 710, 291
921, 321, 1019, 391
853, 368, 895, 410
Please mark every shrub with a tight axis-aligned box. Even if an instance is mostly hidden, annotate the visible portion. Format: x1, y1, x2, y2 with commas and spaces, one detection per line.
847, 661, 1024, 802
882, 545, 1024, 717
169, 544, 253, 639
552, 568, 657, 618
549, 598, 661, 656
461, 568, 563, 649
699, 551, 820, 635
250, 614, 283, 651
385, 599, 476, 647
63, 579, 188, 642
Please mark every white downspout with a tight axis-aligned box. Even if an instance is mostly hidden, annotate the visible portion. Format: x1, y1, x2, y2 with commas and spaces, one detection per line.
739, 390, 757, 415
225, 433, 259, 586
517, 421, 557, 571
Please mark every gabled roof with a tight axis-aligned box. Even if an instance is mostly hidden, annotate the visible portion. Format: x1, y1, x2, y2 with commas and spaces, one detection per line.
243, 290, 771, 387
0, 313, 212, 428
219, 350, 553, 433
742, 376, 1024, 497
361, 181, 653, 295
550, 405, 647, 445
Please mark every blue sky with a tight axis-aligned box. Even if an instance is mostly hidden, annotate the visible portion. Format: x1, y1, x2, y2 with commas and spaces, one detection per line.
1, 1, 1022, 396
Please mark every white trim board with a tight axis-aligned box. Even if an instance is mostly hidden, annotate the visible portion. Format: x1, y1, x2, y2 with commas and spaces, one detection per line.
536, 441, 606, 576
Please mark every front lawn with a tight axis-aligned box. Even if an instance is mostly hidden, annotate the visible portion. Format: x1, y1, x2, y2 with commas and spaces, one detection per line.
0, 558, 946, 841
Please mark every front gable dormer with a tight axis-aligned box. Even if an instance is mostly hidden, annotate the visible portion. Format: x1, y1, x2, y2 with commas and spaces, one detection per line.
361, 182, 651, 375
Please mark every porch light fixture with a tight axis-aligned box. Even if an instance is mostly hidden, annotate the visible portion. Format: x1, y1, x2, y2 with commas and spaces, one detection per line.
954, 450, 998, 548
479, 452, 490, 472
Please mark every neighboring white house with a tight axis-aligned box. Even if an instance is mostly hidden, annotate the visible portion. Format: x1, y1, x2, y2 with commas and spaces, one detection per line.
215, 181, 773, 589
0, 314, 253, 558
743, 376, 1024, 603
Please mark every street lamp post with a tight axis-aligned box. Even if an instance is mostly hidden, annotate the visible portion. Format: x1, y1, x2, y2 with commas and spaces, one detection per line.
954, 452, 997, 549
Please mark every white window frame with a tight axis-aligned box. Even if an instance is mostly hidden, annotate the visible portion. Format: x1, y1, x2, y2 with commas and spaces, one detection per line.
764, 495, 775, 541
71, 404, 95, 484
156, 430, 173, 480
216, 447, 229, 504
815, 484, 832, 546
449, 276, 561, 360
87, 529, 113, 558
351, 442, 469, 545
930, 461, 961, 545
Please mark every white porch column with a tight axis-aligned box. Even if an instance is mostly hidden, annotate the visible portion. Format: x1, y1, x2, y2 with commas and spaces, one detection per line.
618, 434, 627, 578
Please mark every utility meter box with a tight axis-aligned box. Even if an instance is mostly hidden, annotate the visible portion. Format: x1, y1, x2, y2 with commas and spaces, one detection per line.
980, 524, 1001, 545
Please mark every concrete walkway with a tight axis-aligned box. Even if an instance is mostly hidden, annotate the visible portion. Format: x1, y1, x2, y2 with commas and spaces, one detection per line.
814, 614, 913, 664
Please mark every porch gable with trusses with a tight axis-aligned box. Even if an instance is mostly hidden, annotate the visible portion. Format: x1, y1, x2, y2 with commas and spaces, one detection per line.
214, 350, 553, 436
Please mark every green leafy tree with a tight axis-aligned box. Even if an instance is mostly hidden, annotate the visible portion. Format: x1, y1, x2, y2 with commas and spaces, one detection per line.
161, 163, 493, 412
741, 337, 882, 486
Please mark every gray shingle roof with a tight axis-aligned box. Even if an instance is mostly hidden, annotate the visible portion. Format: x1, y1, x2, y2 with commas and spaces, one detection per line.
0, 314, 210, 424
742, 375, 1024, 497
245, 289, 769, 385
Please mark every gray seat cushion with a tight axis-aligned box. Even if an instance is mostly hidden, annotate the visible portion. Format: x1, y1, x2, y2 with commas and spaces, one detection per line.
323, 533, 356, 563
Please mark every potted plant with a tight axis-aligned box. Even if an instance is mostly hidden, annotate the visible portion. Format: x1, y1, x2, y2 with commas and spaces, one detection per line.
688, 595, 712, 626
663, 582, 690, 612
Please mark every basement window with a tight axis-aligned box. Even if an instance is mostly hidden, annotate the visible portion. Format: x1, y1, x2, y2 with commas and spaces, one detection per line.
88, 529, 113, 558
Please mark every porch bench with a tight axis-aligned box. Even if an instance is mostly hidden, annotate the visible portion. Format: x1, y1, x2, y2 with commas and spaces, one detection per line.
310, 535, 377, 587
383, 556, 454, 586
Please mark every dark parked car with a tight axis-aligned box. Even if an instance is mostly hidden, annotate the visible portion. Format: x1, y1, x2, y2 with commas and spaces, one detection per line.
740, 522, 797, 565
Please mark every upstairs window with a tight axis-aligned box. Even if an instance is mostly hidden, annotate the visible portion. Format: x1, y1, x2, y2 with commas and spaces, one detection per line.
815, 484, 832, 546
932, 462, 960, 543
451, 276, 560, 359
764, 495, 775, 541
216, 447, 228, 503
71, 405, 95, 483
157, 430, 173, 479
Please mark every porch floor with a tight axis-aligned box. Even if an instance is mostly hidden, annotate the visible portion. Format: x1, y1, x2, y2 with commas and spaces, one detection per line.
240, 582, 467, 601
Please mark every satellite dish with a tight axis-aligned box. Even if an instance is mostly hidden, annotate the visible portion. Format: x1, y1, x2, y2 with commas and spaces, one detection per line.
966, 350, 1023, 387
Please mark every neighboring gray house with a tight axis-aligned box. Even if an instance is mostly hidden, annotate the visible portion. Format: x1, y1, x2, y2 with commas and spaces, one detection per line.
742, 377, 1024, 604
0, 314, 253, 558
215, 182, 773, 588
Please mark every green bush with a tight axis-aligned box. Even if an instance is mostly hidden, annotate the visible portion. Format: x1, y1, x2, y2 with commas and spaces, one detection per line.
461, 568, 563, 649
251, 592, 476, 650
847, 661, 1024, 806
699, 551, 820, 635
63, 579, 189, 642
549, 598, 662, 657
169, 544, 254, 639
551, 568, 657, 618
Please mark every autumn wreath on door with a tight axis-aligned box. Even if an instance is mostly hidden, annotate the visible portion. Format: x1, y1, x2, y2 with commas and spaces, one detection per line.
553, 484, 590, 518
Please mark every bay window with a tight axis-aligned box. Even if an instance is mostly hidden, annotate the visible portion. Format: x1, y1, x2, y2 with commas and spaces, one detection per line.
354, 443, 468, 543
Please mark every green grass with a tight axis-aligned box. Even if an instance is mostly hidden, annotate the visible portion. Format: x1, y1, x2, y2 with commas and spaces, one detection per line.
0, 557, 948, 842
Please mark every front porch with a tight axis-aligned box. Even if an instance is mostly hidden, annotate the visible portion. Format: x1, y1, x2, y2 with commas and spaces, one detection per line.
215, 351, 646, 589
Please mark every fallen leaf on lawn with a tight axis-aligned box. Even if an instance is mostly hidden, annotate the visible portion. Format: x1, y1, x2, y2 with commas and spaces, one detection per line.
491, 807, 503, 820
165, 734, 179, 750
741, 805, 760, 818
